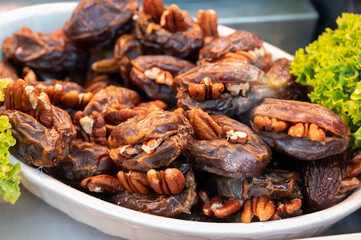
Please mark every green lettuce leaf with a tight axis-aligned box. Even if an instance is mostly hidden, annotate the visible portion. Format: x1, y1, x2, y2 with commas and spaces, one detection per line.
290, 13, 361, 149
0, 79, 21, 204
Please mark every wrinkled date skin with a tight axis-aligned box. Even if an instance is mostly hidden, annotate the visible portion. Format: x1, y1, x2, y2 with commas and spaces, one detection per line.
2, 108, 76, 167
130, 55, 194, 105
251, 98, 350, 160
111, 163, 196, 217
3, 27, 88, 73
198, 30, 265, 64
82, 85, 142, 115
133, 8, 203, 59
63, 0, 139, 48
176, 63, 274, 117
301, 154, 346, 211
49, 140, 118, 183
0, 61, 19, 80
205, 169, 303, 200
108, 110, 193, 171
186, 114, 271, 178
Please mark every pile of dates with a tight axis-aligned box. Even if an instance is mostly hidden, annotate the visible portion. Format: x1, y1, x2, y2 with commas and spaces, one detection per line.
1, 0, 361, 223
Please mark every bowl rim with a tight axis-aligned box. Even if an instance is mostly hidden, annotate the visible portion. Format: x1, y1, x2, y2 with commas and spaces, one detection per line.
2, 1, 361, 238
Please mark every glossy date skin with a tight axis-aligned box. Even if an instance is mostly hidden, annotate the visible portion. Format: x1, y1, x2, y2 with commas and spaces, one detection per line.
251, 98, 350, 160
108, 110, 193, 171
49, 140, 118, 183
205, 169, 303, 200
2, 108, 76, 167
111, 162, 196, 217
176, 63, 274, 117
185, 112, 271, 178
130, 55, 194, 105
82, 85, 142, 116
198, 30, 265, 65
63, 0, 139, 48
3, 27, 88, 73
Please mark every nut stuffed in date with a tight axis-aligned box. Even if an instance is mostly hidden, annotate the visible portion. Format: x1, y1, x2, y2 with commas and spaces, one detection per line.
134, 0, 203, 59
198, 30, 269, 69
251, 98, 350, 160
176, 62, 275, 117
108, 110, 192, 171
185, 108, 271, 178
3, 27, 88, 73
49, 139, 118, 183
111, 163, 196, 217
63, 0, 139, 48
29, 79, 94, 110
130, 55, 194, 105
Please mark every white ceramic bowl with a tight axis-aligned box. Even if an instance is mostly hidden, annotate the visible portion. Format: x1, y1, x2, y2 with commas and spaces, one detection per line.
1, 2, 361, 240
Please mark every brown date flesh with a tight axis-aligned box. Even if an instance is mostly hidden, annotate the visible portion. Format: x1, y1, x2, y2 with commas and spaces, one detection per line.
185, 113, 271, 178
130, 55, 194, 105
111, 163, 196, 217
251, 98, 350, 161
63, 0, 139, 48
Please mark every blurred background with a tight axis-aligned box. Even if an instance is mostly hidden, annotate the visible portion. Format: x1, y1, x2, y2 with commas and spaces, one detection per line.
0, 0, 360, 54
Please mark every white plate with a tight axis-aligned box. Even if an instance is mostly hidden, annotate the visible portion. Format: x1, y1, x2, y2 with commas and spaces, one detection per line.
1, 2, 361, 240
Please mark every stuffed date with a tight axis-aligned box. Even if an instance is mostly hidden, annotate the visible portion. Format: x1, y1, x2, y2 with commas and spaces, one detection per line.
185, 108, 271, 178
130, 55, 194, 105
108, 110, 192, 171
251, 98, 350, 160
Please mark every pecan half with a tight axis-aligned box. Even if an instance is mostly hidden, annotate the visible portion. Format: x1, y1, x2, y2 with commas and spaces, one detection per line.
200, 191, 242, 218
80, 174, 124, 193
142, 0, 165, 24
187, 108, 223, 140
146, 168, 186, 195
240, 196, 275, 223
4, 79, 54, 128
91, 58, 122, 74
144, 67, 174, 86
22, 67, 37, 83
74, 111, 107, 145
188, 77, 224, 101
160, 4, 188, 33
271, 198, 302, 220
197, 9, 218, 38
117, 171, 149, 194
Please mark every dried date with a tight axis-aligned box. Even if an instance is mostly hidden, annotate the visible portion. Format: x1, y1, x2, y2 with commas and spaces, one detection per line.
251, 98, 350, 160
49, 139, 118, 183
0, 61, 18, 80
185, 108, 271, 178
130, 55, 194, 105
176, 63, 274, 117
63, 0, 139, 48
134, 1, 203, 59
108, 110, 192, 171
3, 27, 88, 73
